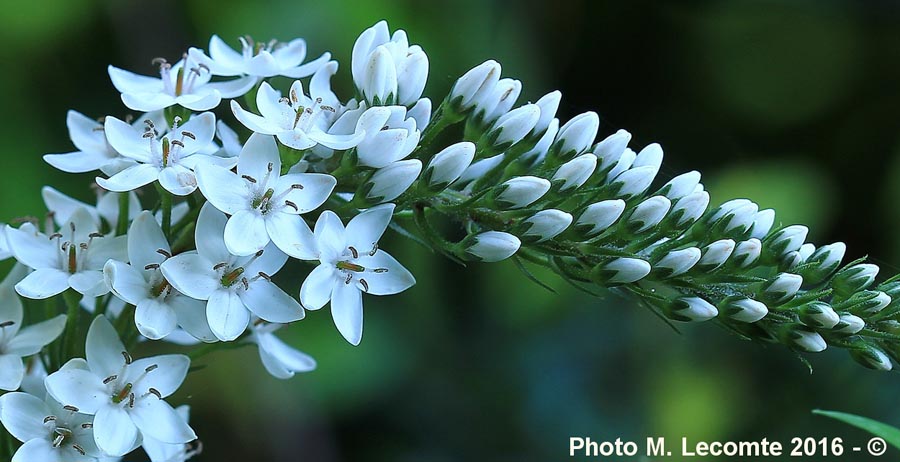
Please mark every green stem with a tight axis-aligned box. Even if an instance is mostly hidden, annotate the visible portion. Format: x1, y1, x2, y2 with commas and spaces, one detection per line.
157, 183, 173, 238
115, 192, 130, 236
62, 289, 82, 361
188, 337, 251, 360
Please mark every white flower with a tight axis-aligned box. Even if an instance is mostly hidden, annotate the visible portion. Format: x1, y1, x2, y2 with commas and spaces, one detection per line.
0, 266, 66, 390
142, 405, 200, 462
661, 171, 701, 200
766, 225, 808, 256
611, 165, 657, 199
575, 200, 626, 236
365, 159, 422, 203
96, 112, 228, 196
196, 133, 335, 257
299, 205, 415, 345
103, 212, 215, 342
521, 209, 572, 243
44, 316, 195, 457
231, 63, 365, 151
108, 56, 255, 112
731, 239, 762, 267
0, 390, 102, 461
43, 111, 165, 176
763, 273, 803, 304
595, 129, 632, 172
328, 105, 420, 168
249, 320, 316, 379
671, 191, 710, 227
749, 209, 776, 239
552, 111, 599, 160
42, 186, 141, 233
464, 231, 521, 262
6, 208, 126, 299
654, 247, 701, 277
597, 258, 651, 284
487, 104, 540, 148
449, 60, 501, 112
474, 78, 522, 125
833, 263, 879, 296
667, 297, 718, 322
161, 204, 304, 341
722, 298, 768, 323
532, 90, 561, 135
799, 302, 840, 329
787, 327, 827, 352
626, 196, 671, 233
352, 21, 429, 106
696, 239, 735, 271
552, 154, 597, 191
407, 98, 432, 129
424, 142, 476, 188
189, 34, 330, 78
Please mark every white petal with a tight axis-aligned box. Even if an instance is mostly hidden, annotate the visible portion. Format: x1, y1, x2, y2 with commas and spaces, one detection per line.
44, 150, 112, 174
175, 112, 217, 153
131, 398, 196, 444
127, 355, 189, 398
206, 35, 245, 74
224, 210, 270, 256
276, 130, 318, 151
94, 405, 139, 456
299, 264, 335, 310
69, 271, 109, 297
11, 439, 63, 462
238, 133, 281, 188
135, 299, 177, 340
6, 315, 67, 356
160, 254, 219, 301
6, 225, 58, 269
122, 92, 178, 112
96, 164, 160, 192
257, 332, 316, 379
243, 241, 288, 276
84, 235, 127, 270
171, 295, 216, 343
313, 211, 346, 260
206, 75, 257, 98
231, 100, 279, 135
44, 368, 108, 414
282, 51, 330, 79
108, 65, 163, 94
104, 116, 151, 162
195, 164, 250, 215
239, 280, 304, 323
346, 203, 394, 251
104, 260, 149, 305
272, 38, 308, 68
275, 173, 335, 213
16, 269, 69, 300
266, 212, 317, 260
206, 289, 250, 341
309, 130, 365, 151
158, 164, 198, 196
85, 316, 126, 378
41, 186, 101, 226
0, 391, 48, 439
194, 203, 230, 263
0, 354, 25, 391
128, 211, 170, 269
332, 282, 363, 345
355, 250, 416, 296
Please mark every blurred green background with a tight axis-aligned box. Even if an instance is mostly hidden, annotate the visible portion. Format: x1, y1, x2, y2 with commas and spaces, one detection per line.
3, 0, 900, 460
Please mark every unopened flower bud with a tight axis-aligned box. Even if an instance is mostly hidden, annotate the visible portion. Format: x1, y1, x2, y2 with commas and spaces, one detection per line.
721, 297, 768, 323
626, 196, 671, 233
709, 199, 753, 223
495, 176, 551, 209
456, 154, 504, 186
780, 251, 803, 271
520, 119, 558, 164
764, 225, 808, 258
533, 90, 561, 135
575, 200, 626, 236
722, 202, 758, 234
592, 257, 651, 284
749, 209, 776, 239
798, 243, 816, 261
552, 154, 597, 191
595, 129, 631, 172
362, 46, 398, 105
799, 301, 840, 329
762, 273, 803, 305
611, 165, 657, 199
408, 97, 432, 129
365, 159, 422, 202
731, 239, 762, 268
798, 242, 846, 286
832, 263, 879, 299
846, 290, 891, 316
450, 60, 501, 111
605, 148, 635, 181
464, 231, 520, 262
488, 104, 540, 148
551, 111, 599, 161
849, 341, 893, 371
779, 325, 827, 352
660, 171, 701, 200
478, 78, 522, 125
520, 209, 572, 243
697, 239, 735, 272
396, 47, 428, 106
664, 297, 718, 322
833, 314, 865, 334
424, 142, 476, 188
671, 191, 710, 227
654, 247, 701, 278
631, 143, 663, 172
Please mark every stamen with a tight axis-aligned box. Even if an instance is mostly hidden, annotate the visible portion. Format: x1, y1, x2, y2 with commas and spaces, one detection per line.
291, 183, 304, 190
128, 393, 135, 408
79, 243, 88, 250
241, 277, 250, 291
148, 387, 162, 399
257, 272, 271, 281
290, 88, 299, 103
349, 246, 359, 259
345, 273, 353, 284
369, 243, 379, 256
373, 268, 389, 273
242, 175, 257, 183
157, 248, 172, 258
121, 351, 133, 365
284, 200, 298, 211
48, 233, 62, 240
151, 57, 168, 67
103, 375, 118, 384
63, 405, 79, 413
52, 434, 64, 448
170, 139, 185, 148
213, 262, 228, 271
72, 444, 86, 456
145, 263, 160, 270
359, 278, 369, 292
145, 364, 158, 373
44, 415, 56, 423
267, 162, 274, 173
278, 96, 291, 104
81, 423, 92, 429
88, 232, 104, 239
0, 321, 14, 328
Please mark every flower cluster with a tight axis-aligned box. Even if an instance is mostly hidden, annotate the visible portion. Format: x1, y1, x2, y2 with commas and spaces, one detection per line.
1, 18, 898, 462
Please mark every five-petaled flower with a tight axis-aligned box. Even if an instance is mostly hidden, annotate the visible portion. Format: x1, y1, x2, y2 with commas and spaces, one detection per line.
189, 34, 331, 79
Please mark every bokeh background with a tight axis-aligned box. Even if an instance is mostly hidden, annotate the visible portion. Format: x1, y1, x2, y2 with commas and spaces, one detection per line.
2, 0, 900, 460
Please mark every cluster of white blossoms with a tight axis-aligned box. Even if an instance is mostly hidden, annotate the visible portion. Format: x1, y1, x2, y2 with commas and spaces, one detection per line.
1, 19, 899, 462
